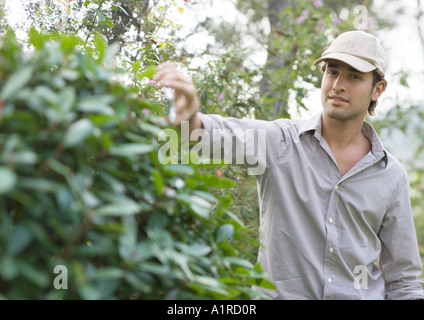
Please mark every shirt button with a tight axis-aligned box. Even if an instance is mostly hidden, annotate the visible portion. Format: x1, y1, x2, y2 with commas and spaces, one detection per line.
327, 278, 332, 283
334, 185, 339, 191
328, 248, 334, 253
328, 218, 334, 223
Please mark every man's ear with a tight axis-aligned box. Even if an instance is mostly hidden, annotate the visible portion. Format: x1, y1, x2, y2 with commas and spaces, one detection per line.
371, 80, 387, 102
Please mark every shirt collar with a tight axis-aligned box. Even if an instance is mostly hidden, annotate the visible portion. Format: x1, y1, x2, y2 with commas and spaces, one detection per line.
298, 112, 322, 137
298, 112, 388, 166
361, 121, 388, 166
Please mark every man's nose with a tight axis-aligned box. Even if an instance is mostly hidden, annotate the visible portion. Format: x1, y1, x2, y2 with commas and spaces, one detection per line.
333, 74, 346, 92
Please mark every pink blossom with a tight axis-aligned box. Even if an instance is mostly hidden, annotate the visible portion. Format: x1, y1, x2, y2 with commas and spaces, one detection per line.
217, 93, 224, 100
332, 18, 341, 25
296, 10, 310, 24
149, 80, 157, 85
317, 20, 325, 33
313, 0, 323, 8
142, 108, 150, 115
296, 16, 306, 24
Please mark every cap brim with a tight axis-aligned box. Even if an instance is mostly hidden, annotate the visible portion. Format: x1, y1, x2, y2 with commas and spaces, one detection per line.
313, 52, 376, 73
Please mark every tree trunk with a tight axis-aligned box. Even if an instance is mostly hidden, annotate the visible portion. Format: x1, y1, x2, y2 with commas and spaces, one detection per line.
260, 0, 292, 118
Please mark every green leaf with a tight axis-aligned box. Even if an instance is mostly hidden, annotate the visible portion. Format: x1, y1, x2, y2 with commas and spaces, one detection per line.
119, 215, 137, 259
8, 224, 32, 255
134, 241, 154, 262
138, 65, 157, 80
28, 28, 47, 50
176, 193, 212, 218
78, 284, 102, 300
255, 278, 277, 290
1, 67, 33, 100
6, 150, 38, 165
58, 87, 76, 112
163, 164, 195, 175
105, 18, 114, 28
177, 243, 211, 257
92, 34, 107, 61
124, 272, 153, 293
224, 256, 253, 269
190, 276, 229, 297
147, 212, 168, 230
98, 12, 105, 22
188, 174, 236, 188
19, 178, 66, 193
92, 267, 124, 281
138, 122, 162, 135
77, 95, 115, 115
151, 169, 164, 195
19, 261, 49, 287
109, 143, 155, 156
64, 118, 94, 147
0, 255, 19, 280
99, 172, 126, 194
96, 196, 141, 216
60, 33, 82, 52
216, 224, 234, 243
60, 69, 80, 81
0, 167, 17, 194
147, 12, 155, 22
189, 195, 212, 219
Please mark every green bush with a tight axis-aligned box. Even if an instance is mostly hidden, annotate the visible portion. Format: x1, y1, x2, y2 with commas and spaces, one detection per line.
0, 29, 273, 299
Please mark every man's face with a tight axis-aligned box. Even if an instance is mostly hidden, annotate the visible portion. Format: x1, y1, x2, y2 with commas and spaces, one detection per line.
321, 59, 379, 122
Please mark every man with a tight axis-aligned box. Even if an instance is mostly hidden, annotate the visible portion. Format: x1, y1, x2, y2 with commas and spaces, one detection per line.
154, 31, 424, 299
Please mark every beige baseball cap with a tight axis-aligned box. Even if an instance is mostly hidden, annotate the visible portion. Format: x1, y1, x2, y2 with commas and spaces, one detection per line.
313, 31, 387, 74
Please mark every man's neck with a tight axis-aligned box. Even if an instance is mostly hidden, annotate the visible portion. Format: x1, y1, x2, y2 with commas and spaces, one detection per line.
321, 113, 366, 148
321, 113, 372, 177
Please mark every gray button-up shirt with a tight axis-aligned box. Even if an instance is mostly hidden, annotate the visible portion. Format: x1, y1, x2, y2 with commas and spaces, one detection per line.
198, 112, 424, 300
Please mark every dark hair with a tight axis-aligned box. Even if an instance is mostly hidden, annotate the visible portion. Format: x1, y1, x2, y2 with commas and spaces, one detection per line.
320, 62, 387, 116
369, 69, 387, 116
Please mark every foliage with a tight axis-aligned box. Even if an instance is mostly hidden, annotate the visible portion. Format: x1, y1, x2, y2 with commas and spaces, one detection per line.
14, 0, 187, 65
192, 49, 261, 119
0, 29, 274, 299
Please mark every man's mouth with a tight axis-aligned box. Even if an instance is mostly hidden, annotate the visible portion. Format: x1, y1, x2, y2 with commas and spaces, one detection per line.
328, 95, 349, 104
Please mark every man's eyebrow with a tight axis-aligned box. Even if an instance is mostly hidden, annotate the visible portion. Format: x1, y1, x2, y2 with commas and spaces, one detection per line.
326, 63, 339, 69
326, 63, 364, 74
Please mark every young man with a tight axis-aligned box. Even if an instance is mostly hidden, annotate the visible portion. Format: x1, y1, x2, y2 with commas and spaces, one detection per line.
154, 31, 424, 299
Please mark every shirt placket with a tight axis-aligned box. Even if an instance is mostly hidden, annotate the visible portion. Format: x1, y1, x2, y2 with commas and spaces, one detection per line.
322, 167, 341, 299
321, 152, 377, 299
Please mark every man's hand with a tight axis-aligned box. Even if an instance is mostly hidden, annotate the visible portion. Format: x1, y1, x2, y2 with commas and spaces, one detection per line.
154, 62, 202, 130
